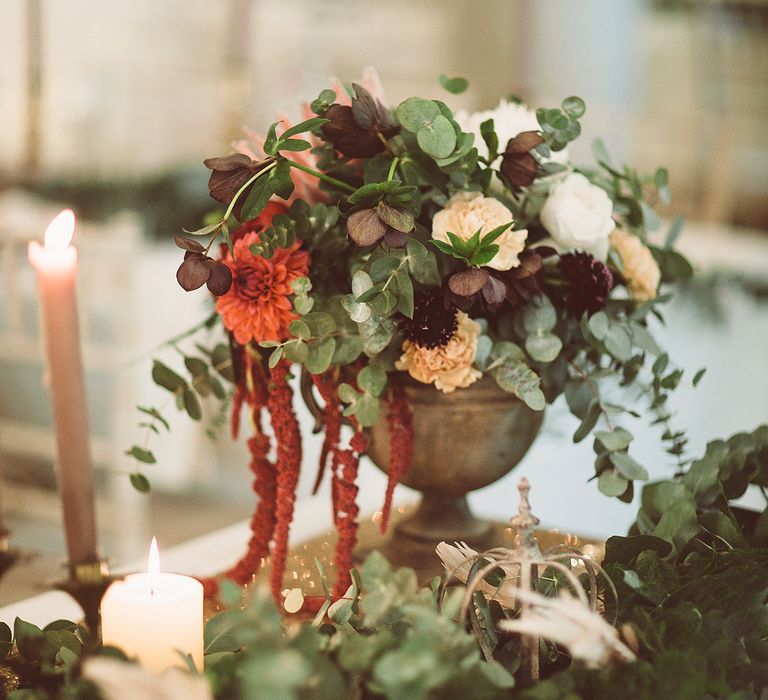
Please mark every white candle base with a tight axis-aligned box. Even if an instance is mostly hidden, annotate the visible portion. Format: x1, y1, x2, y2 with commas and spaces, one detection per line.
101, 573, 204, 673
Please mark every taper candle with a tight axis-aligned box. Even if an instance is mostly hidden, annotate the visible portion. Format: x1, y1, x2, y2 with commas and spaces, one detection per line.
101, 538, 204, 672
28, 209, 99, 566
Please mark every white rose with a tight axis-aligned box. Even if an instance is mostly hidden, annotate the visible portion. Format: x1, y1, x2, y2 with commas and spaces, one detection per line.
454, 99, 569, 168
539, 173, 615, 260
431, 192, 527, 272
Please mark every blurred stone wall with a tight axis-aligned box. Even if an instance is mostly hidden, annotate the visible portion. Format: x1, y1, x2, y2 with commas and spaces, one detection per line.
0, 0, 765, 227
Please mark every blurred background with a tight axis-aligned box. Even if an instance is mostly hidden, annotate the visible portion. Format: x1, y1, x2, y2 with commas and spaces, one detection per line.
0, 0, 766, 604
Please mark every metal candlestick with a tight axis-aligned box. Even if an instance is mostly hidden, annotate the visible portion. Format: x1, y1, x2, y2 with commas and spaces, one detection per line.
55, 560, 118, 651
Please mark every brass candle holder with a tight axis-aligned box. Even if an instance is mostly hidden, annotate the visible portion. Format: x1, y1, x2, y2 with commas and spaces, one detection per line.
56, 559, 119, 651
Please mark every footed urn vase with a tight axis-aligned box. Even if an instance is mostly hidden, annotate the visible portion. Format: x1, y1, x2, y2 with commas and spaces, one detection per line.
364, 374, 544, 579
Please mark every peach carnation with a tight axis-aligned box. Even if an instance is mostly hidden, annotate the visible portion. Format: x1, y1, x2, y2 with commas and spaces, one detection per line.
432, 192, 527, 271
395, 312, 482, 393
610, 229, 660, 302
215, 231, 310, 345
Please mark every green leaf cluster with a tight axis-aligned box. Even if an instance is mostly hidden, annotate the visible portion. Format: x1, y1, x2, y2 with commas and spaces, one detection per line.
203, 552, 515, 699
632, 425, 768, 552
264, 311, 338, 375
395, 97, 476, 169
250, 199, 341, 260
127, 343, 236, 492
262, 117, 329, 157
337, 365, 387, 427
347, 179, 418, 211
339, 240, 439, 364
536, 96, 585, 152
432, 222, 512, 268
2, 617, 110, 699
487, 340, 545, 411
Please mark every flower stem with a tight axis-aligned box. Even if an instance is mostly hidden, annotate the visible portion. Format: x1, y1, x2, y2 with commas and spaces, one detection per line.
224, 161, 278, 222
387, 157, 400, 182
286, 159, 356, 194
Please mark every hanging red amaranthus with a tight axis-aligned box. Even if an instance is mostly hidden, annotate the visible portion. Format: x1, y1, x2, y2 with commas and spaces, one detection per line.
332, 428, 367, 596
267, 360, 303, 600
310, 372, 343, 499
203, 349, 277, 598
380, 383, 414, 533
206, 359, 414, 603
310, 371, 368, 595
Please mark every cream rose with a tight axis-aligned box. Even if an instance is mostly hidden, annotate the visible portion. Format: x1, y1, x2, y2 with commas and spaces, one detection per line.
610, 229, 661, 301
395, 312, 481, 393
540, 173, 615, 260
431, 192, 527, 271
454, 99, 570, 167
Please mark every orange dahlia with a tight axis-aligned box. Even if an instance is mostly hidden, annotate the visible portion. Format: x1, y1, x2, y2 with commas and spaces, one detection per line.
216, 231, 310, 345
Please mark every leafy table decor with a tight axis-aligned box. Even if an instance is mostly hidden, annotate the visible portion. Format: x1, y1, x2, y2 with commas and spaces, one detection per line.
2, 425, 767, 698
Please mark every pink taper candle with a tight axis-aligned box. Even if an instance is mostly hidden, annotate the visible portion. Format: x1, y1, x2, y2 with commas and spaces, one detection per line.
28, 210, 99, 566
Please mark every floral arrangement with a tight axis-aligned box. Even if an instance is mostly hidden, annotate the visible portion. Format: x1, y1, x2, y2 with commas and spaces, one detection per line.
129, 68, 698, 600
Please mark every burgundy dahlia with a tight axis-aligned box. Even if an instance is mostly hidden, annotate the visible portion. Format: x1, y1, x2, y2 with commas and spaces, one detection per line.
399, 289, 458, 349
558, 252, 614, 315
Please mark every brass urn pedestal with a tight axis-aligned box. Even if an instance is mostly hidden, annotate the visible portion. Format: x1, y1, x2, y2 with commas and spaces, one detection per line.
363, 375, 544, 581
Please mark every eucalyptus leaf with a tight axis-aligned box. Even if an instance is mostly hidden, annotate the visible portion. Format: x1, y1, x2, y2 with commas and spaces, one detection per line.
289, 319, 311, 341
406, 238, 440, 285
588, 312, 609, 341
182, 389, 202, 421
283, 340, 309, 363
417, 114, 457, 159
598, 469, 629, 497
152, 360, 187, 393
396, 97, 440, 132
611, 451, 649, 480
342, 295, 372, 323
125, 445, 156, 464
525, 332, 562, 363
523, 295, 557, 333
595, 428, 633, 452
573, 399, 601, 443
438, 74, 469, 94
605, 324, 632, 361
653, 498, 699, 550
351, 270, 374, 298
359, 317, 395, 356
358, 365, 387, 397
395, 270, 414, 318
305, 337, 336, 374
205, 609, 244, 654
130, 473, 151, 493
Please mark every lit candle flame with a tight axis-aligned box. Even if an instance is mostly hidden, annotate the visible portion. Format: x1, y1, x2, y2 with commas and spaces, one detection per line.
44, 209, 75, 251
148, 536, 160, 596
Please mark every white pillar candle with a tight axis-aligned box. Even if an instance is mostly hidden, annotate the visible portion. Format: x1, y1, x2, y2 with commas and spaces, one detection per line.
28, 209, 99, 567
101, 539, 204, 673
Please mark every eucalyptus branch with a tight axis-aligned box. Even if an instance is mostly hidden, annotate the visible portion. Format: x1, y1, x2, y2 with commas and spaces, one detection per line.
567, 360, 613, 431
632, 376, 688, 470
